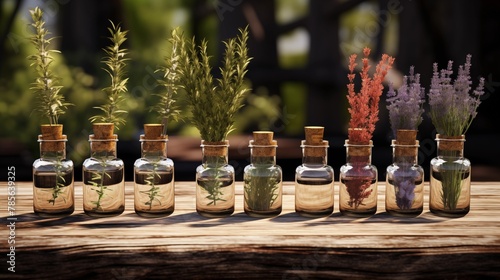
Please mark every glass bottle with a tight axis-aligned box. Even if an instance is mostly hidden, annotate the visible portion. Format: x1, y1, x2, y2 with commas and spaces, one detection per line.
83, 123, 125, 217
295, 126, 334, 217
339, 140, 377, 216
33, 125, 74, 216
196, 140, 235, 217
430, 134, 470, 217
385, 130, 424, 216
134, 124, 174, 217
244, 131, 282, 217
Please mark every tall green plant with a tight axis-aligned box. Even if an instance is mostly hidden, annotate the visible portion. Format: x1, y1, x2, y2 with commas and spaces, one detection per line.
89, 21, 129, 128
175, 27, 251, 141
29, 7, 73, 205
173, 27, 250, 206
154, 28, 182, 135
88, 21, 129, 210
28, 7, 71, 125
428, 55, 484, 210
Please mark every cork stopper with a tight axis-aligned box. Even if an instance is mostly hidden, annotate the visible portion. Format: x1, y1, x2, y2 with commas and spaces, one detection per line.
437, 134, 465, 151
142, 124, 167, 152
91, 123, 116, 152
395, 129, 418, 157
346, 140, 372, 157
93, 123, 114, 139
40, 124, 65, 152
303, 126, 328, 157
396, 129, 417, 145
251, 131, 277, 157
202, 140, 229, 157
305, 126, 324, 145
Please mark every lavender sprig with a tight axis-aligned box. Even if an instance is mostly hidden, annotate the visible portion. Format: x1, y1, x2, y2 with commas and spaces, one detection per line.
428, 54, 485, 136
387, 66, 425, 137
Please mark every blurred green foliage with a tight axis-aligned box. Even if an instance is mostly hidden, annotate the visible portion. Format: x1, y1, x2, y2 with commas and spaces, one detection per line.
0, 1, 284, 167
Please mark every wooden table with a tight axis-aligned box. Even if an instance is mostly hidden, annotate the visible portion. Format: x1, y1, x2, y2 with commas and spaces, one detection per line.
2, 181, 500, 279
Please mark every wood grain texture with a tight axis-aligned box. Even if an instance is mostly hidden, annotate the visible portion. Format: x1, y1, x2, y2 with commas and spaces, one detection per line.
2, 181, 500, 279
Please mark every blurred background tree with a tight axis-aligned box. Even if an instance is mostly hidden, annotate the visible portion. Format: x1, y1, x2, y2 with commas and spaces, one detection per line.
1, 0, 499, 181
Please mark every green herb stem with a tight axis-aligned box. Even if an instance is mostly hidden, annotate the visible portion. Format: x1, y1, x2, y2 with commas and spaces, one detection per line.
28, 7, 71, 125
140, 162, 164, 210
90, 21, 129, 128
175, 26, 251, 142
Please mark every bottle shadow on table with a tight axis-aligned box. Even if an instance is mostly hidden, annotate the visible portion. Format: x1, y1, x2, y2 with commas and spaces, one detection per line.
269, 211, 448, 226
11, 207, 455, 229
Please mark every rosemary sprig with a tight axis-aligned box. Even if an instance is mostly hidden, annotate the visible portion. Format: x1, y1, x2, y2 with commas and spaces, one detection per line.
89, 158, 111, 211
90, 21, 129, 128
173, 27, 250, 206
47, 159, 67, 205
244, 172, 280, 211
202, 156, 227, 206
28, 7, 71, 125
154, 28, 182, 135
29, 7, 72, 205
175, 26, 251, 142
204, 180, 225, 206
140, 162, 164, 210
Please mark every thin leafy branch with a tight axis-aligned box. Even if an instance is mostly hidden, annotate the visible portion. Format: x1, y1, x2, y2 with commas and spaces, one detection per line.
204, 155, 227, 206
140, 162, 164, 210
175, 26, 251, 142
28, 7, 72, 125
154, 28, 182, 135
89, 157, 112, 211
173, 27, 250, 206
90, 21, 129, 128
29, 7, 72, 205
244, 171, 280, 211
47, 159, 67, 205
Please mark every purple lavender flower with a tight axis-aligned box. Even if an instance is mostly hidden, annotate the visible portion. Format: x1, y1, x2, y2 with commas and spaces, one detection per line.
395, 177, 416, 210
428, 54, 485, 136
386, 66, 425, 137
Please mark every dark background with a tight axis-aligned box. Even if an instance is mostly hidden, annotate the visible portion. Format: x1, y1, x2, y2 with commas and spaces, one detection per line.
1, 0, 499, 183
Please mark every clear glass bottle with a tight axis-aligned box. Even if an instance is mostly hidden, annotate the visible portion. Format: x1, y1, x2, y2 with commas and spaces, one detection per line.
430, 134, 470, 217
244, 131, 282, 217
196, 140, 235, 217
339, 140, 377, 216
83, 124, 125, 217
386, 139, 424, 216
33, 125, 74, 217
295, 127, 334, 217
134, 125, 174, 217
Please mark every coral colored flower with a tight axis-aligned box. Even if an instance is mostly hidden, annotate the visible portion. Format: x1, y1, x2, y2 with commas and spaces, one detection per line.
346, 47, 395, 143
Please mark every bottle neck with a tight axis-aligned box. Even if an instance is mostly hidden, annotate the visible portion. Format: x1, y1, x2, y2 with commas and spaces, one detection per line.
89, 135, 118, 159
345, 140, 372, 165
301, 140, 328, 166
40, 146, 66, 160
392, 140, 418, 165
302, 152, 327, 166
436, 135, 465, 158
249, 144, 277, 166
38, 135, 67, 160
251, 155, 276, 166
202, 154, 228, 167
201, 141, 229, 167
393, 153, 417, 165
140, 137, 167, 160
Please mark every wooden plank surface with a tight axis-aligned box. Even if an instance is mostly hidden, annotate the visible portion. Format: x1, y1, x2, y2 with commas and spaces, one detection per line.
2, 181, 500, 279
